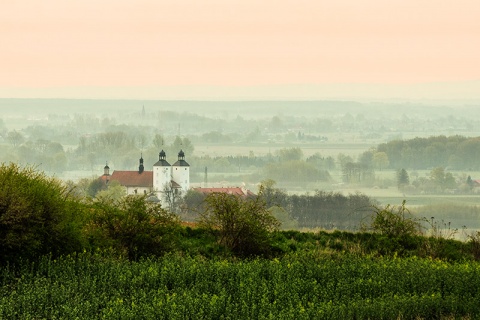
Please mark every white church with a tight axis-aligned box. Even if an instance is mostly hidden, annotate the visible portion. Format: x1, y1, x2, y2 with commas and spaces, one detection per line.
101, 149, 190, 204
100, 149, 255, 207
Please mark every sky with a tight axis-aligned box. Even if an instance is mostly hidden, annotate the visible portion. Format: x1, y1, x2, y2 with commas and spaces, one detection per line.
1, 0, 479, 100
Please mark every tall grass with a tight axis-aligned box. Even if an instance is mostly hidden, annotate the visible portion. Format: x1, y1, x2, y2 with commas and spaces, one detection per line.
1, 252, 480, 319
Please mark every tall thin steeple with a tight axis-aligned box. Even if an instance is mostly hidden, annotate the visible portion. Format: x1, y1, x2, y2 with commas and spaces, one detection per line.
139, 154, 144, 173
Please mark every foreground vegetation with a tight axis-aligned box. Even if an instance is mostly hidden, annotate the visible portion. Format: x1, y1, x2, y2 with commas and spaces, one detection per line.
2, 252, 480, 319
3, 163, 480, 318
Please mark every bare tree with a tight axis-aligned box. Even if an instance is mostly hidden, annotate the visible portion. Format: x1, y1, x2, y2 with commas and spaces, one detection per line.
7, 131, 24, 148
162, 182, 182, 213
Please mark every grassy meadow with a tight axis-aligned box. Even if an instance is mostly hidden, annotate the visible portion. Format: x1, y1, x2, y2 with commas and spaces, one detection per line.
2, 245, 480, 319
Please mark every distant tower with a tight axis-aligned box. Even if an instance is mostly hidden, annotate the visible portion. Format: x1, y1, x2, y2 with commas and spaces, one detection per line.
104, 162, 110, 176
172, 149, 190, 192
153, 150, 171, 195
142, 105, 146, 119
103, 162, 110, 185
138, 154, 144, 173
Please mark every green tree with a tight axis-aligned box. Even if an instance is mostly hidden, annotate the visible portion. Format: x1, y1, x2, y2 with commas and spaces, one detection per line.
259, 179, 289, 208
397, 169, 410, 190
95, 180, 126, 204
86, 178, 107, 198
0, 163, 86, 263
275, 147, 303, 162
270, 115, 283, 131
246, 126, 261, 143
467, 175, 475, 190
306, 152, 336, 170
430, 167, 446, 192
199, 186, 280, 256
444, 172, 456, 190
170, 136, 194, 156
88, 195, 180, 260
373, 151, 390, 171
342, 162, 374, 184
180, 189, 207, 220
214, 157, 231, 172
259, 179, 300, 227
152, 133, 165, 149
337, 153, 354, 168
6, 131, 24, 147
269, 206, 298, 230
358, 148, 375, 167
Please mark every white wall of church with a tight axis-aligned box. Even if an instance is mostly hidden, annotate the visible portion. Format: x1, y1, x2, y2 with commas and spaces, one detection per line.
153, 166, 171, 193
126, 186, 152, 196
172, 166, 190, 192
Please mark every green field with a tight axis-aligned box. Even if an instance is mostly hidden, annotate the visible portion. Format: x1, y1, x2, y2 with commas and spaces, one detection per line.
2, 252, 480, 319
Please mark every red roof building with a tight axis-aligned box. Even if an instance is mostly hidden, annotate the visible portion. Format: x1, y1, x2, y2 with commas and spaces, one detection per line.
193, 187, 256, 197
100, 156, 154, 195
110, 170, 153, 188
100, 152, 189, 200
109, 170, 153, 195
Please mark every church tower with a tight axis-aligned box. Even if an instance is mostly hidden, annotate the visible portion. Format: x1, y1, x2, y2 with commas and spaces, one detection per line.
103, 162, 110, 176
138, 154, 144, 173
153, 150, 171, 194
172, 149, 190, 192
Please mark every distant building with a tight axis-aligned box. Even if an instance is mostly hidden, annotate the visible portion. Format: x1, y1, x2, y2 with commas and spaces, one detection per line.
101, 150, 256, 207
154, 149, 190, 194
101, 150, 189, 205
193, 187, 256, 198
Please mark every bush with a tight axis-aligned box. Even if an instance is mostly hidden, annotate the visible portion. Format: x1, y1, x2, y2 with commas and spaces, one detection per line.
87, 195, 181, 260
199, 186, 280, 256
0, 163, 86, 263
367, 200, 422, 238
468, 231, 480, 260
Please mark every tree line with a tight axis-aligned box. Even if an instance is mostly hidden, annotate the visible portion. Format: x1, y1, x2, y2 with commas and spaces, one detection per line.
182, 180, 376, 230
376, 135, 480, 170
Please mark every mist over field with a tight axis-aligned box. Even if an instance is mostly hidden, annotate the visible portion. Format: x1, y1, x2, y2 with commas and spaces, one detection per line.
2, 98, 480, 236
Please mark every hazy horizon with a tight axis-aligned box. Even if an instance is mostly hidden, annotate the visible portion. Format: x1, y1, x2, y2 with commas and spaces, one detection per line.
1, 81, 480, 102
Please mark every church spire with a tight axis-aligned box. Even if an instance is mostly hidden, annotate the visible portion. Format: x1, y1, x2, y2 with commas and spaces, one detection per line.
139, 154, 144, 173
178, 149, 185, 160
159, 149, 166, 161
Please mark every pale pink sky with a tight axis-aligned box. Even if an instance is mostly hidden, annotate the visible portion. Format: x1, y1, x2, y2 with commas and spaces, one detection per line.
1, 0, 479, 98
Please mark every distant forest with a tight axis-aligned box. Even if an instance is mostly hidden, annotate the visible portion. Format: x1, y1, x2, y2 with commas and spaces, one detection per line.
376, 135, 480, 170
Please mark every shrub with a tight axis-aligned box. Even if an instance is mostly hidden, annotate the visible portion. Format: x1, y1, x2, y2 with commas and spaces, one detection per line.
199, 186, 280, 256
87, 195, 181, 260
0, 163, 86, 263
367, 200, 422, 238
467, 231, 480, 260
